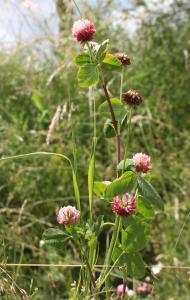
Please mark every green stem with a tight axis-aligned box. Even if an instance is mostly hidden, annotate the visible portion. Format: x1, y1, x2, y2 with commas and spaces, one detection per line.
120, 66, 124, 102
122, 268, 128, 300
73, 0, 83, 18
97, 217, 121, 288
0, 151, 81, 211
122, 108, 133, 174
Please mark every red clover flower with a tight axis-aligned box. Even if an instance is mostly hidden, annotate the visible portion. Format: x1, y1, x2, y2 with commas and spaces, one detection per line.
57, 206, 80, 225
133, 153, 151, 174
115, 53, 131, 66
72, 19, 96, 43
122, 90, 143, 106
116, 284, 129, 298
112, 194, 135, 217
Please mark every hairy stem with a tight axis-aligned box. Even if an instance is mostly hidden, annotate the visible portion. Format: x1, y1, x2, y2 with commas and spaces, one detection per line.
103, 84, 118, 133
102, 83, 121, 176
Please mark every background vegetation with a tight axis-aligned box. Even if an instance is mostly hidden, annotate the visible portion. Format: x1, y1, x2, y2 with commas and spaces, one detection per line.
0, 0, 190, 299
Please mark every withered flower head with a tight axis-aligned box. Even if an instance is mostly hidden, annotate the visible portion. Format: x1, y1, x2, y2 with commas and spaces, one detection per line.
115, 53, 131, 66
122, 90, 143, 106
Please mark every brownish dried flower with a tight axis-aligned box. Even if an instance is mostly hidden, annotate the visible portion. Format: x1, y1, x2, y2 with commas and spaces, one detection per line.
122, 90, 143, 106
115, 53, 131, 65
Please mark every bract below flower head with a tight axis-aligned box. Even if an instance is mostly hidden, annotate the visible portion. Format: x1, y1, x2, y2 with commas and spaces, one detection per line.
72, 19, 96, 43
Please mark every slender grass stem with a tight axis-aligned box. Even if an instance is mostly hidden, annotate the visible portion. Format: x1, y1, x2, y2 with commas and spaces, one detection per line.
122, 108, 133, 174
73, 0, 83, 18
120, 66, 124, 102
0, 151, 81, 211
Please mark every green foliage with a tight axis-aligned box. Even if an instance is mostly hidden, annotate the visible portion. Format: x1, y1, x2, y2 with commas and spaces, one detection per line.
117, 159, 134, 171
99, 98, 124, 119
104, 171, 137, 199
42, 228, 70, 247
0, 0, 190, 298
137, 196, 155, 218
88, 152, 95, 217
102, 53, 122, 68
121, 222, 150, 252
94, 181, 108, 197
124, 252, 145, 279
77, 63, 99, 87
75, 54, 91, 66
96, 39, 109, 61
138, 176, 164, 210
103, 119, 116, 138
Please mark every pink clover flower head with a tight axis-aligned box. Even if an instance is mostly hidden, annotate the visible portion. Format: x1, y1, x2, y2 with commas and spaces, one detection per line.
112, 194, 135, 217
57, 206, 80, 225
116, 284, 129, 298
72, 19, 96, 43
133, 152, 151, 174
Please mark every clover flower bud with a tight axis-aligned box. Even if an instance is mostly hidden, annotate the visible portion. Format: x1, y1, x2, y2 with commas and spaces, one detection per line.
133, 153, 151, 174
112, 194, 135, 217
115, 53, 131, 65
57, 206, 80, 225
72, 19, 96, 43
116, 284, 129, 298
122, 90, 143, 106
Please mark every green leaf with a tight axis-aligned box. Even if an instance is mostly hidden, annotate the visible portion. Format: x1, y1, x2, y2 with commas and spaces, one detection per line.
103, 119, 116, 138
99, 98, 124, 118
42, 228, 70, 247
122, 215, 143, 227
125, 252, 145, 279
75, 54, 91, 66
138, 177, 164, 210
112, 246, 126, 264
94, 181, 109, 197
121, 222, 150, 252
78, 63, 99, 87
31, 92, 44, 112
104, 171, 137, 199
72, 170, 81, 211
93, 215, 104, 236
137, 197, 155, 218
117, 159, 134, 171
102, 53, 122, 67
120, 112, 128, 132
96, 39, 109, 60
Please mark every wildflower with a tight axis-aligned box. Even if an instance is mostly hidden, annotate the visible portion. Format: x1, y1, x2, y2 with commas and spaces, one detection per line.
115, 53, 131, 65
133, 153, 151, 174
112, 194, 135, 216
136, 283, 151, 296
116, 284, 129, 298
72, 19, 96, 43
122, 90, 142, 106
57, 206, 80, 225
